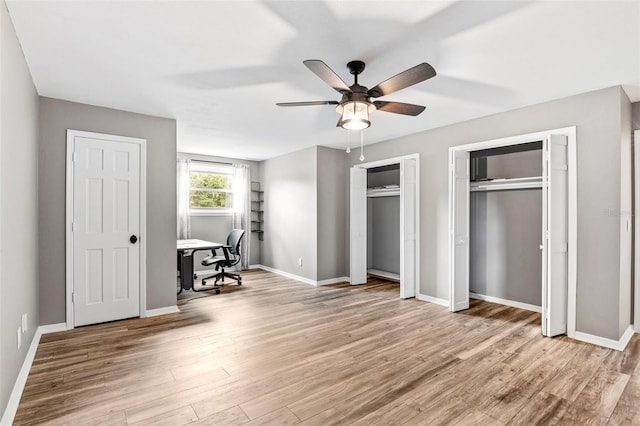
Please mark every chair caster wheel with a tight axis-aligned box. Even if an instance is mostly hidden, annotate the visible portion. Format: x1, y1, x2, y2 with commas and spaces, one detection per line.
215, 289, 221, 294
238, 281, 242, 286
202, 280, 207, 285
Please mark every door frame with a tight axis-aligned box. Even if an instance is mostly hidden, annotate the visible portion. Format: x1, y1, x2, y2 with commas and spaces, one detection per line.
448, 126, 577, 337
350, 153, 420, 299
65, 129, 147, 328
634, 130, 640, 333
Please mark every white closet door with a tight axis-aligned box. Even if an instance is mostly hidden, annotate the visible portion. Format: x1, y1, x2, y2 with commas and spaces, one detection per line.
542, 134, 568, 336
400, 158, 417, 298
72, 136, 141, 326
450, 150, 470, 311
350, 167, 367, 285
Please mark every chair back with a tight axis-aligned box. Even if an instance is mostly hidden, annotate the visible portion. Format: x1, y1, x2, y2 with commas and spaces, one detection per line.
227, 229, 245, 256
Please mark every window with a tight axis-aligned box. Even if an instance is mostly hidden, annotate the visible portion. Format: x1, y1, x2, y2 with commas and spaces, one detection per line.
189, 163, 233, 213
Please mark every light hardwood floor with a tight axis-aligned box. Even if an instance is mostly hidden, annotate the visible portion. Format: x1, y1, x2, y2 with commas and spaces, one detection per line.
14, 270, 640, 425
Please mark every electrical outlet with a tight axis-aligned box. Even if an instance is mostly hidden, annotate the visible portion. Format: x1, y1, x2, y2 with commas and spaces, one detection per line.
298, 258, 303, 267
17, 328, 22, 349
22, 313, 28, 333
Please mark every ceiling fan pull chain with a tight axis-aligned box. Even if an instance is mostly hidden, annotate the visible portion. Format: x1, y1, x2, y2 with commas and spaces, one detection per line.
360, 131, 365, 162
346, 130, 352, 153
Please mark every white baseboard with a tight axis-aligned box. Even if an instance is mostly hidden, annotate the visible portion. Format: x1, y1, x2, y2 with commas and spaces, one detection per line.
253, 264, 316, 286
367, 269, 400, 282
574, 325, 635, 351
0, 325, 46, 425
317, 276, 349, 286
39, 322, 69, 333
416, 293, 449, 307
469, 292, 542, 313
250, 264, 346, 287
145, 306, 180, 317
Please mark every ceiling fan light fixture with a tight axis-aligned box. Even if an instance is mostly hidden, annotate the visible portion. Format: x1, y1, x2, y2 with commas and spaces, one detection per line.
336, 101, 375, 131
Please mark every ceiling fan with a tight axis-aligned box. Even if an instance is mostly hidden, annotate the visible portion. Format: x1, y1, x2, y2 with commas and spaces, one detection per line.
276, 59, 436, 131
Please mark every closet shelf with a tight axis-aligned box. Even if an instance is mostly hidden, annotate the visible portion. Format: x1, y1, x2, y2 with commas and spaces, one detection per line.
367, 187, 400, 197
470, 176, 543, 192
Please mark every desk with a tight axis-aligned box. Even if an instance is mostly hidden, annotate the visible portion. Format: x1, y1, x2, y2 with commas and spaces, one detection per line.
177, 239, 223, 293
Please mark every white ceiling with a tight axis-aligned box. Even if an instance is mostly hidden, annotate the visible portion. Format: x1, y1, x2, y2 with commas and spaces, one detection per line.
6, 0, 640, 161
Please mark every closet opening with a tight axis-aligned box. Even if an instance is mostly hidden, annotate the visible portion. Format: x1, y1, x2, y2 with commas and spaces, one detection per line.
367, 164, 401, 282
449, 128, 577, 337
350, 154, 419, 299
469, 141, 544, 313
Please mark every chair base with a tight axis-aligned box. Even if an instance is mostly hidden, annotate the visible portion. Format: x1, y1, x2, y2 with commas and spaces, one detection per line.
200, 268, 242, 291
192, 282, 221, 294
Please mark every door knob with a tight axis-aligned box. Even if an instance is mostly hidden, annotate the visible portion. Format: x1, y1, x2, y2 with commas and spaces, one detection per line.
130, 235, 138, 244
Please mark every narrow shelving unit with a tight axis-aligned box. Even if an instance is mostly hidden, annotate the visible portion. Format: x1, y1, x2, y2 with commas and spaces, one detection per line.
250, 181, 264, 241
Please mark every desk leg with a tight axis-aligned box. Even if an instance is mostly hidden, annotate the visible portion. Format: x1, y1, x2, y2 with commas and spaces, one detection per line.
178, 251, 195, 291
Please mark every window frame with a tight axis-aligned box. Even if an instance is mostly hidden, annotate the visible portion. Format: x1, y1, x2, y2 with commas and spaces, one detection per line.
188, 163, 234, 216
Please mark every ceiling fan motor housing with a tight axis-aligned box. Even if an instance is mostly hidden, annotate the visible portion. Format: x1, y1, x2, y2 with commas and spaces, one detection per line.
347, 60, 366, 76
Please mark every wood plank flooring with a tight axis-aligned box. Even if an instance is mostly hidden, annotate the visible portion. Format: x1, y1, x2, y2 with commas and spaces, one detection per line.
14, 270, 640, 425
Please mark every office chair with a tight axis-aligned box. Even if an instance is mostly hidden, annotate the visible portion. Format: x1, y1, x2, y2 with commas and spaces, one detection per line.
196, 229, 245, 292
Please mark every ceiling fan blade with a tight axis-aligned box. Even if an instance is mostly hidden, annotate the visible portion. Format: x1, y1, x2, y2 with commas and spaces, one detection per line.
368, 63, 436, 98
373, 101, 426, 116
276, 101, 339, 107
303, 60, 352, 94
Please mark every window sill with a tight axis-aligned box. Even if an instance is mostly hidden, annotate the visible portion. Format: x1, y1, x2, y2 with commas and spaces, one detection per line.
189, 210, 234, 217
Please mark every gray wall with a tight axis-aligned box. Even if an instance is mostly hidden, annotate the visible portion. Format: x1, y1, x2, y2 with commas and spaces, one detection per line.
317, 147, 346, 281
346, 86, 628, 340
1, 1, 40, 417
177, 152, 261, 270
368, 168, 400, 188
261, 147, 317, 280
38, 98, 177, 324
632, 102, 640, 130
368, 197, 400, 274
486, 149, 542, 179
470, 190, 542, 306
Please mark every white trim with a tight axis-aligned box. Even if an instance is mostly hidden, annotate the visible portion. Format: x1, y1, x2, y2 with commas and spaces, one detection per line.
453, 126, 576, 151
448, 126, 577, 337
416, 293, 449, 307
574, 325, 635, 351
39, 323, 69, 334
1, 326, 43, 425
566, 126, 578, 338
367, 269, 400, 282
351, 153, 421, 300
353, 153, 420, 170
254, 264, 317, 286
634, 130, 640, 334
469, 292, 542, 313
249, 265, 347, 287
146, 306, 180, 317
65, 129, 147, 327
317, 277, 349, 286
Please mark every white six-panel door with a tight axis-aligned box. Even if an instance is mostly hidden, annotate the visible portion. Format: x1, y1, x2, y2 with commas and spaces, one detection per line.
68, 131, 143, 327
